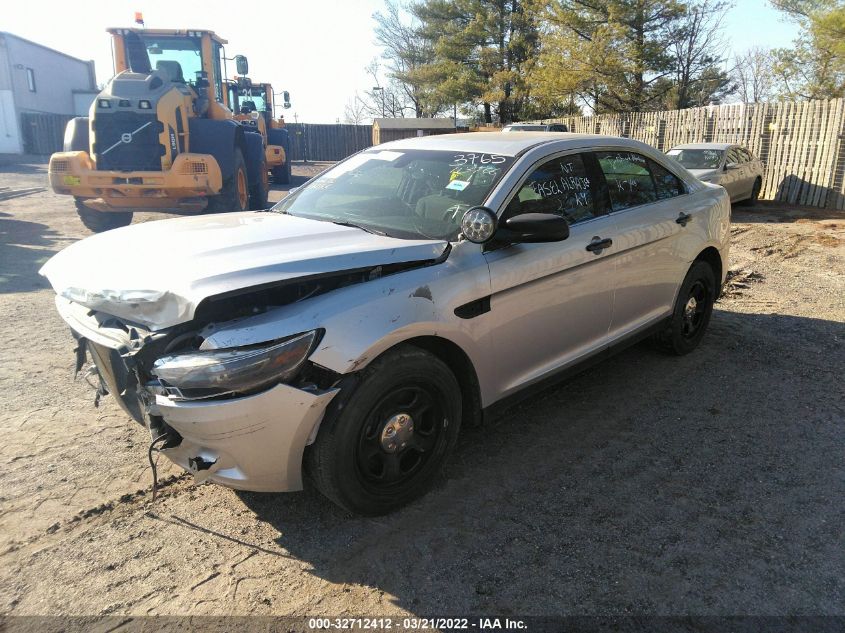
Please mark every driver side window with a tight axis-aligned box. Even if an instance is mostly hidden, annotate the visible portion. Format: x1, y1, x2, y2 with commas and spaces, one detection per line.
504, 154, 596, 225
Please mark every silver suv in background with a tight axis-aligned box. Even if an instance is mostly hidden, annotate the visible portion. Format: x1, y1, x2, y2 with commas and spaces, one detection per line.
41, 132, 730, 515
666, 143, 764, 204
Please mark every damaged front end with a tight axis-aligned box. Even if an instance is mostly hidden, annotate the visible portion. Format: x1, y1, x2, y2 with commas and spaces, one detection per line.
60, 294, 343, 492
53, 257, 442, 492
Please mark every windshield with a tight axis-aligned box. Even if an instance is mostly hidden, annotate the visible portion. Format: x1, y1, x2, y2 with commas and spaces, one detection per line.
273, 149, 515, 241
667, 148, 724, 170
238, 87, 268, 113
130, 35, 203, 86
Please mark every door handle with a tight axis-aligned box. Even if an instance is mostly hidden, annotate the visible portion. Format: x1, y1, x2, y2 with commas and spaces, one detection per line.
676, 212, 692, 226
586, 237, 613, 253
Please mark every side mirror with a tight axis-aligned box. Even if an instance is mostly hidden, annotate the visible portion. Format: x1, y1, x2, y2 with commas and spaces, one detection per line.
283, 90, 291, 109
725, 162, 739, 171
499, 213, 570, 243
235, 55, 249, 75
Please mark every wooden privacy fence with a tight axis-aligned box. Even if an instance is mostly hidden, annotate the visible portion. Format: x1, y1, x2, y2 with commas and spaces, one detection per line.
285, 123, 372, 162
20, 112, 75, 155
543, 98, 845, 209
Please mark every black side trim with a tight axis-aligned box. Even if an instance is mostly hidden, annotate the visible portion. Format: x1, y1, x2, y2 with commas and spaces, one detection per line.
482, 316, 670, 423
454, 296, 491, 319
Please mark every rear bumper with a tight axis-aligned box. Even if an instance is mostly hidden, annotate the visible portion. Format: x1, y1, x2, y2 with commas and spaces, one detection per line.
48, 151, 223, 211
157, 384, 338, 492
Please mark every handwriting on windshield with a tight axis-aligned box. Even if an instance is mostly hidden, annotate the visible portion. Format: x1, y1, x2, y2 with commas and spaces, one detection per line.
450, 153, 507, 167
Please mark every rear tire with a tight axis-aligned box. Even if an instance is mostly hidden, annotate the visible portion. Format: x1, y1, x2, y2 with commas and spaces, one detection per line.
249, 157, 269, 210
271, 159, 291, 185
208, 148, 249, 213
306, 345, 462, 515
652, 260, 716, 356
743, 178, 761, 206
74, 199, 133, 233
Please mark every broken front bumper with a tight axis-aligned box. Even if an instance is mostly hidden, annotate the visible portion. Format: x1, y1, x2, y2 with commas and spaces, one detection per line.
56, 296, 338, 493
156, 385, 338, 492
48, 151, 223, 211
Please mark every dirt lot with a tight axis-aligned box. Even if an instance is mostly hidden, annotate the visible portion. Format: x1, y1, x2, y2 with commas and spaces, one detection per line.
0, 160, 843, 617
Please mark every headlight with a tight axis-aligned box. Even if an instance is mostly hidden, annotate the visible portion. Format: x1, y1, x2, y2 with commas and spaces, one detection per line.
151, 330, 319, 400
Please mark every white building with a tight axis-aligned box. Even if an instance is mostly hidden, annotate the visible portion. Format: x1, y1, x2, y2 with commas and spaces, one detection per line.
0, 32, 97, 154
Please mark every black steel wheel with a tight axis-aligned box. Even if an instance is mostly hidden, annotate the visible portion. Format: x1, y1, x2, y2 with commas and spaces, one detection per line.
652, 260, 716, 355
355, 384, 448, 493
306, 345, 462, 515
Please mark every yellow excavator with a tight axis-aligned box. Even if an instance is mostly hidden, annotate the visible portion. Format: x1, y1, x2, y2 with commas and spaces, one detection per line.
49, 28, 269, 232
227, 77, 292, 184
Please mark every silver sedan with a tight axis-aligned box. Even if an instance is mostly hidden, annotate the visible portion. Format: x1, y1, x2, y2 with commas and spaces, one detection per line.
667, 143, 764, 204
41, 132, 730, 515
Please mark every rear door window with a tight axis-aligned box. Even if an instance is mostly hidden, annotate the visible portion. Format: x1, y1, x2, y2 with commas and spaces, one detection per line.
595, 151, 658, 211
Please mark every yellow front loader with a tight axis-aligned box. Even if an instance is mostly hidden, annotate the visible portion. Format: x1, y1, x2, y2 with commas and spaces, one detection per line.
227, 77, 292, 183
49, 28, 269, 232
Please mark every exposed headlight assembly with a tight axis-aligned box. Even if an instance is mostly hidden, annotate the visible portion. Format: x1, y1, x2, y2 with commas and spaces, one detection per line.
151, 330, 320, 400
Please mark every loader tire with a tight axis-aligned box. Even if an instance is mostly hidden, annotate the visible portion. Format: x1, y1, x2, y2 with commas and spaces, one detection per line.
272, 159, 291, 185
250, 157, 269, 210
74, 199, 133, 233
208, 149, 249, 213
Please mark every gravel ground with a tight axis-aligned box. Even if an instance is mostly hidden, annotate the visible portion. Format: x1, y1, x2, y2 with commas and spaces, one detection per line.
0, 160, 843, 616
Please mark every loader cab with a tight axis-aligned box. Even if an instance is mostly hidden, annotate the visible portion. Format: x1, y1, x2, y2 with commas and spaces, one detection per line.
108, 28, 235, 121
228, 80, 289, 128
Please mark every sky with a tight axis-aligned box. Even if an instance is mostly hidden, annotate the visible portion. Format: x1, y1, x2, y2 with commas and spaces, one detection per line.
4, 0, 801, 123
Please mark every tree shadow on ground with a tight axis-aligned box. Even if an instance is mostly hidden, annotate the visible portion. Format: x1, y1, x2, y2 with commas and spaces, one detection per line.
233, 310, 844, 615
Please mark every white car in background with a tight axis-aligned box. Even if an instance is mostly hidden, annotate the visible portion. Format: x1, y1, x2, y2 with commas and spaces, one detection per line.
667, 143, 764, 204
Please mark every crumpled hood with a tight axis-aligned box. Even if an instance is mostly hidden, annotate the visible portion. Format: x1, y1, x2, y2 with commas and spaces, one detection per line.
40, 211, 448, 330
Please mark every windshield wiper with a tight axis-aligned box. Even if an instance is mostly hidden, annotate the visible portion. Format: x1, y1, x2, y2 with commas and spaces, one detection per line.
329, 220, 388, 236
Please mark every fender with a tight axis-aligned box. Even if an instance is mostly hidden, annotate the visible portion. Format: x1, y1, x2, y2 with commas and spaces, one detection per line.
188, 118, 243, 180
242, 130, 265, 187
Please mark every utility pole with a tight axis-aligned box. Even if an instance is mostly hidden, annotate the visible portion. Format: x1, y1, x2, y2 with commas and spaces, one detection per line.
373, 86, 385, 117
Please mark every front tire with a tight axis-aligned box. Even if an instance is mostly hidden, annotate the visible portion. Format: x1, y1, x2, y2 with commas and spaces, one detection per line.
306, 345, 462, 515
208, 148, 249, 213
74, 199, 133, 233
652, 260, 716, 356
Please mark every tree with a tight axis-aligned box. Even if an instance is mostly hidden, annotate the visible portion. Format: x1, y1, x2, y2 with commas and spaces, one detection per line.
771, 0, 845, 99
409, 0, 542, 124
663, 0, 734, 109
732, 47, 777, 103
536, 0, 687, 113
374, 1, 447, 117
343, 94, 368, 124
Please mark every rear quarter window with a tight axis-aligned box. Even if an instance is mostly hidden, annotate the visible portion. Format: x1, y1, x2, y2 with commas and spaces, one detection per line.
648, 159, 686, 199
